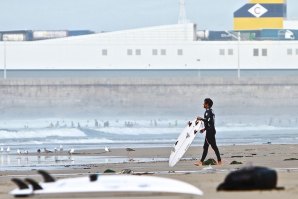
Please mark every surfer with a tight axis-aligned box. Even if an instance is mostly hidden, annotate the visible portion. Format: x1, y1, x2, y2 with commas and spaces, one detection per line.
195, 98, 222, 166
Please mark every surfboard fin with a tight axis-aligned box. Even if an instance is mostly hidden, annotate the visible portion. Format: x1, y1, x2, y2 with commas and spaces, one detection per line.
25, 178, 43, 191
194, 130, 198, 134
11, 178, 29, 190
38, 170, 56, 183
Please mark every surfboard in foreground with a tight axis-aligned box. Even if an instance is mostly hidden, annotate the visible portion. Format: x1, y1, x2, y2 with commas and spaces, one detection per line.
10, 170, 203, 198
169, 118, 204, 167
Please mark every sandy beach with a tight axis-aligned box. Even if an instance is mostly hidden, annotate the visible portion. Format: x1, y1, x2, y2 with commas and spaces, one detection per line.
1, 144, 298, 199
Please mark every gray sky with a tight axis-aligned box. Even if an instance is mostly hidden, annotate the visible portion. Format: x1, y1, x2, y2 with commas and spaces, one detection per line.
0, 0, 297, 32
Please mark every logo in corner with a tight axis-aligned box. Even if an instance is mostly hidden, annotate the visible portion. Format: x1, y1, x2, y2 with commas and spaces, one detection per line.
248, 4, 268, 18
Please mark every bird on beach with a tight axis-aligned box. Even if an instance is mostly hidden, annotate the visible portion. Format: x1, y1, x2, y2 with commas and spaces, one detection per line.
44, 148, 53, 153
6, 147, 10, 153
126, 148, 135, 161
0, 147, 4, 153
54, 147, 58, 153
59, 145, 63, 152
104, 146, 111, 152
37, 149, 41, 153
68, 148, 75, 155
126, 148, 135, 152
17, 149, 21, 155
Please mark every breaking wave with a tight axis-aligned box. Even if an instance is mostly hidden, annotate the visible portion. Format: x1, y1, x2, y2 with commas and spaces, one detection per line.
0, 128, 86, 139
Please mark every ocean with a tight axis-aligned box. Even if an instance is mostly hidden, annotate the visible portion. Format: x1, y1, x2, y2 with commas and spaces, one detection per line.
0, 118, 297, 170
1, 118, 298, 151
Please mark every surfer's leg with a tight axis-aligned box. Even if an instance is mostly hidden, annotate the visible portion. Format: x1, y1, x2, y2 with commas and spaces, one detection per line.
195, 139, 209, 166
200, 138, 209, 162
209, 134, 221, 162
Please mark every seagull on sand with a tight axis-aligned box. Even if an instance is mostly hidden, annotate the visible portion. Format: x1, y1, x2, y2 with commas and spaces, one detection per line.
44, 148, 53, 153
68, 148, 75, 155
17, 149, 21, 155
0, 147, 4, 153
6, 147, 10, 153
59, 145, 63, 152
126, 148, 135, 152
125, 148, 135, 161
104, 146, 111, 152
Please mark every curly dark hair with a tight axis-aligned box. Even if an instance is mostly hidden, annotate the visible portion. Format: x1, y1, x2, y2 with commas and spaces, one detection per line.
204, 98, 213, 108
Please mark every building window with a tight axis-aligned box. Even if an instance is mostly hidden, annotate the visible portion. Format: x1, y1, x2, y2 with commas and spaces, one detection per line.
127, 49, 133, 56
161, 49, 166, 55
287, 48, 293, 55
228, 49, 233, 56
102, 49, 108, 56
219, 49, 225, 56
177, 49, 183, 56
152, 49, 158, 55
262, 49, 267, 56
253, 49, 259, 56
135, 49, 141, 56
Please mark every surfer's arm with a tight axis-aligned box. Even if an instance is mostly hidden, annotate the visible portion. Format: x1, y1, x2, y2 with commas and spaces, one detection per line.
197, 117, 206, 122
199, 110, 214, 131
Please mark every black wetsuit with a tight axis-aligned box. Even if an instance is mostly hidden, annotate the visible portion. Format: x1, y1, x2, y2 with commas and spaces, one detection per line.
200, 108, 221, 162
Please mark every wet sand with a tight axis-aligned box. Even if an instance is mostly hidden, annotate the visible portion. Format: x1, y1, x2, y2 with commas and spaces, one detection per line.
1, 144, 298, 198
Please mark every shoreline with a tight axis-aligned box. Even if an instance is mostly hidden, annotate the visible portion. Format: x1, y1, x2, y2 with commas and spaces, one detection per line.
4, 142, 298, 157
5, 143, 297, 155
1, 144, 298, 170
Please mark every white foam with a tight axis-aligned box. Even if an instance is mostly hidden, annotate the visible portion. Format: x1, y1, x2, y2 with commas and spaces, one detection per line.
217, 124, 298, 132
39, 138, 115, 144
91, 127, 182, 135
0, 128, 86, 139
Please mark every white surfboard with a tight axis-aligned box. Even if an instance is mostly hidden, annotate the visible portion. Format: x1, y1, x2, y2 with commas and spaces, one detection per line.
10, 171, 203, 198
169, 118, 204, 167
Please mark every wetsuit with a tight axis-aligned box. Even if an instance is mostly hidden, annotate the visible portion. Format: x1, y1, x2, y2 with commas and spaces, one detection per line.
200, 108, 221, 162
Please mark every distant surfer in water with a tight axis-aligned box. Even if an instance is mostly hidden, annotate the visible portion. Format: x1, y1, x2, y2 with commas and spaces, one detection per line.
195, 98, 222, 166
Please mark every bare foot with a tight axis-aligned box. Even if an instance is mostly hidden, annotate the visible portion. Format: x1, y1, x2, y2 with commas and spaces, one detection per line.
194, 161, 203, 166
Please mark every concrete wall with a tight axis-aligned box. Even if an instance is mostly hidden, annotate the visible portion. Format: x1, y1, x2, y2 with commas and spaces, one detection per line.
0, 77, 298, 120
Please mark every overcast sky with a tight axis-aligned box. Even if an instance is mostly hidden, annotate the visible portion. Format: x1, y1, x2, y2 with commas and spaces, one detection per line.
0, 0, 297, 32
